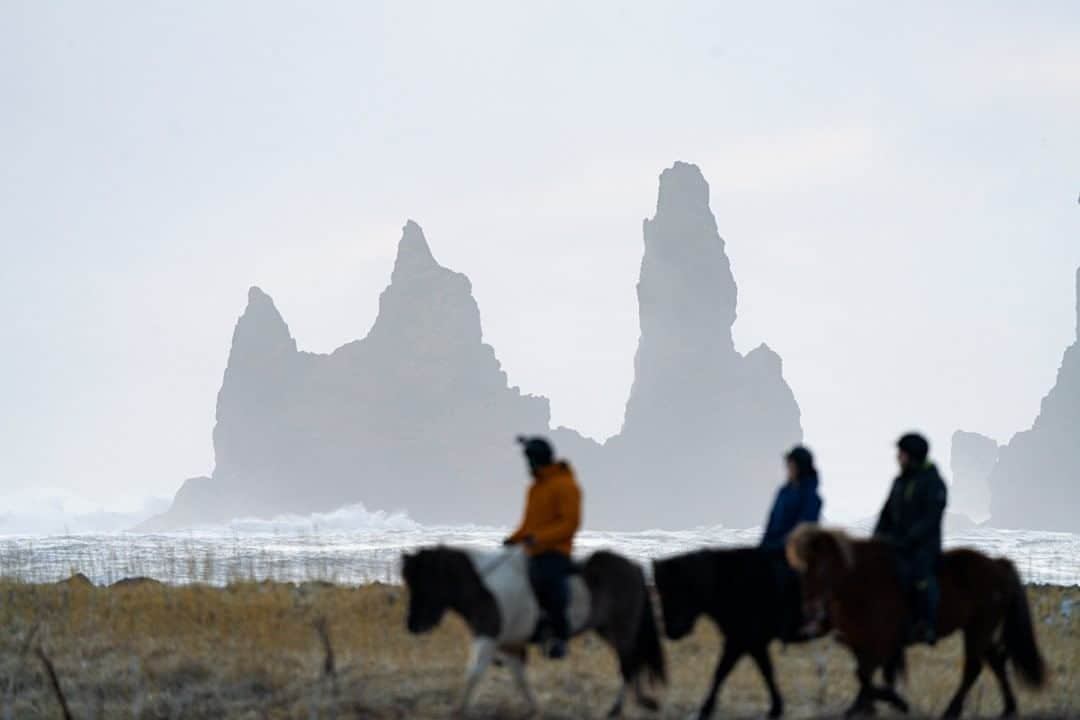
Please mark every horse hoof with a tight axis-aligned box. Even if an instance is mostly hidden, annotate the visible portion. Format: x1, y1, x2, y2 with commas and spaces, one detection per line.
637, 695, 660, 712
768, 704, 783, 718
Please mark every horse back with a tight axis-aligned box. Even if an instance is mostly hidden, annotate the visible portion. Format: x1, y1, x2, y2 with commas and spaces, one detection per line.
939, 547, 1016, 631
697, 547, 790, 638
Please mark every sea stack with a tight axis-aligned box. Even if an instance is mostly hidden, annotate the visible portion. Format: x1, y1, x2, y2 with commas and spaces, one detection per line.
987, 266, 1080, 532
599, 162, 803, 529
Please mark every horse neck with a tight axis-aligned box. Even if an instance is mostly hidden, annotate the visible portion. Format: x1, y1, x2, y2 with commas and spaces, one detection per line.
444, 551, 502, 637
832, 541, 895, 599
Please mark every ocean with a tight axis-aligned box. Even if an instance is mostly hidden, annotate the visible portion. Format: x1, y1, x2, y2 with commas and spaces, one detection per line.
1, 504, 1077, 587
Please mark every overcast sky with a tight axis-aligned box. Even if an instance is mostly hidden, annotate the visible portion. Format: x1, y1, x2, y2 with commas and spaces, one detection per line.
3, 1, 1078, 522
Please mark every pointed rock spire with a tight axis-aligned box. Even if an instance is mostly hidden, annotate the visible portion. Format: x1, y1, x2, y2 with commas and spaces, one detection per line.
391, 220, 440, 282
604, 161, 802, 529
230, 287, 297, 360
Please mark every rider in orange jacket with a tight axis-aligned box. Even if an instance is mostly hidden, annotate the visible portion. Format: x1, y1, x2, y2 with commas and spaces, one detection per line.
504, 435, 582, 658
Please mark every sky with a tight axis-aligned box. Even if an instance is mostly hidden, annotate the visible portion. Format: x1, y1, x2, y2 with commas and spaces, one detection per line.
2, 1, 1078, 523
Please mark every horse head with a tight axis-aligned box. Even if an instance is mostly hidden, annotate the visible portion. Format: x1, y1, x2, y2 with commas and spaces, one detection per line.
786, 524, 854, 629
652, 552, 711, 640
401, 547, 457, 634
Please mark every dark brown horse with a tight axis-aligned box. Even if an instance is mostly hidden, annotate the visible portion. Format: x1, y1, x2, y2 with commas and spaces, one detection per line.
787, 525, 1046, 718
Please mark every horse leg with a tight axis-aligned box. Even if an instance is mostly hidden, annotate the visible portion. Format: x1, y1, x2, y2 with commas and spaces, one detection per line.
986, 644, 1018, 718
593, 621, 634, 719
633, 673, 660, 713
846, 655, 877, 718
873, 650, 910, 714
942, 632, 984, 719
749, 645, 784, 719
698, 642, 742, 720
457, 637, 496, 717
605, 682, 627, 720
502, 648, 537, 717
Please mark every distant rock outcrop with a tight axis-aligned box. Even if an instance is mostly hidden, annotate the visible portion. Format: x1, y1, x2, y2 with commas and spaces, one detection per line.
144, 221, 565, 530
986, 267, 1080, 532
948, 431, 998, 523
599, 162, 803, 528
146, 163, 801, 531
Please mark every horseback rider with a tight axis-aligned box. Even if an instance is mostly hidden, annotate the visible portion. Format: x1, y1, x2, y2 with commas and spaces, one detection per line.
761, 445, 823, 551
503, 435, 582, 659
761, 445, 823, 640
873, 432, 947, 645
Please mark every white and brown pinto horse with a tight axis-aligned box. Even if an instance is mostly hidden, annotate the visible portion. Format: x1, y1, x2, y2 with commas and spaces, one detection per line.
402, 545, 665, 717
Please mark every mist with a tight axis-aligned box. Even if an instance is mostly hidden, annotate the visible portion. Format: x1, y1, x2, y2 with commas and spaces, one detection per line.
3, 2, 1079, 525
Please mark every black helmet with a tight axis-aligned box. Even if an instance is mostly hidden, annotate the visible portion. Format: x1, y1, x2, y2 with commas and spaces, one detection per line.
897, 433, 930, 465
785, 445, 816, 478
516, 435, 554, 470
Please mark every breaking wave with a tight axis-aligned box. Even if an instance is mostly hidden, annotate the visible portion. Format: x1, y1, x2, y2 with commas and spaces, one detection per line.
0, 499, 1077, 587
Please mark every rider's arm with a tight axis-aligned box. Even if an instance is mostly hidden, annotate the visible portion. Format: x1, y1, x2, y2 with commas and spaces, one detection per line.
506, 516, 530, 544
797, 490, 822, 525
505, 492, 533, 544
531, 482, 581, 547
873, 492, 894, 538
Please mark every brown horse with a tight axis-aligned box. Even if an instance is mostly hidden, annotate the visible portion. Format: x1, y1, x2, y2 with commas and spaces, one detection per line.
786, 525, 1045, 718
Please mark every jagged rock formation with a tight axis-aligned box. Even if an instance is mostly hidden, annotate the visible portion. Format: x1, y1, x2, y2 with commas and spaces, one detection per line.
146, 163, 801, 531
948, 431, 998, 523
599, 162, 803, 528
144, 222, 578, 530
987, 267, 1080, 532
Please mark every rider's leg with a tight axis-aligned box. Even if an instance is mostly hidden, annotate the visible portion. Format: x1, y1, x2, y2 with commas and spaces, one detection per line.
914, 572, 940, 645
528, 552, 571, 657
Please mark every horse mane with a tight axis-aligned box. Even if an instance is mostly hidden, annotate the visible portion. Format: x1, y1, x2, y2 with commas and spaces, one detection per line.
785, 523, 856, 571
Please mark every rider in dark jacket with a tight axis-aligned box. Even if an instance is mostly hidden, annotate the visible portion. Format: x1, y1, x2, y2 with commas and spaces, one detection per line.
761, 446, 823, 551
874, 432, 947, 645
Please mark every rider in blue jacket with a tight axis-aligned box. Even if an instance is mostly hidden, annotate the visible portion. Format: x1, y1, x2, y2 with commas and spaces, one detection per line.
761, 445, 824, 640
761, 446, 823, 551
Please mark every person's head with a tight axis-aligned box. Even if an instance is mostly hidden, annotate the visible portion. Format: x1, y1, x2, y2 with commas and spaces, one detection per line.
897, 432, 930, 472
516, 435, 554, 475
785, 445, 816, 483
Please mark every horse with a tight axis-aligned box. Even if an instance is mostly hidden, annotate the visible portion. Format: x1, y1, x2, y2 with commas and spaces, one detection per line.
401, 545, 665, 718
786, 524, 1046, 718
652, 547, 833, 720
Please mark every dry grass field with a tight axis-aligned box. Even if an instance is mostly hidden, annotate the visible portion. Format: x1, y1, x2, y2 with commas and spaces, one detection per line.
0, 577, 1075, 719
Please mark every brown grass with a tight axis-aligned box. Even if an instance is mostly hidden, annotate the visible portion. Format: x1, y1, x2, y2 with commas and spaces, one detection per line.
0, 578, 1075, 718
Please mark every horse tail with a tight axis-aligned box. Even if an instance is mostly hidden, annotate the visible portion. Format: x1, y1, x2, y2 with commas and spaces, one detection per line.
1000, 559, 1046, 688
634, 581, 667, 687
582, 551, 666, 693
